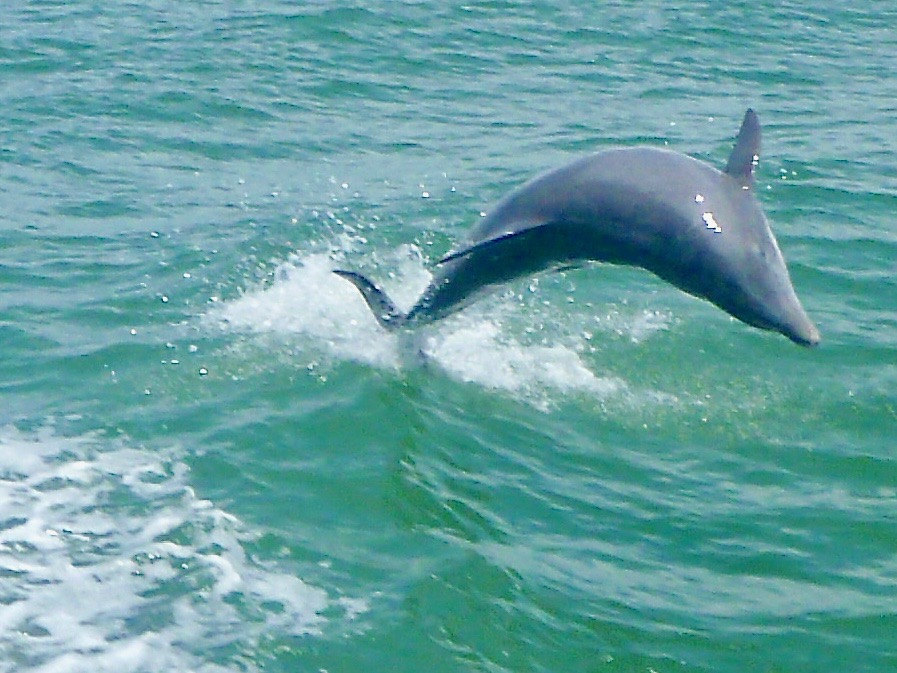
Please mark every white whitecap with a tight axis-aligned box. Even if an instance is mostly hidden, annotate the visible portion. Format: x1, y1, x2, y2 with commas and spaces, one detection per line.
0, 425, 366, 672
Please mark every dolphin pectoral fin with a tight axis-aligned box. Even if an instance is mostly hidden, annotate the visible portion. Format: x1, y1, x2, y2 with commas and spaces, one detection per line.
438, 222, 555, 265
332, 269, 407, 330
725, 108, 761, 186
438, 232, 515, 265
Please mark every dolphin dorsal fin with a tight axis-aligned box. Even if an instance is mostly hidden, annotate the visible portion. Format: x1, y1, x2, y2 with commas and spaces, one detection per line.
725, 108, 761, 187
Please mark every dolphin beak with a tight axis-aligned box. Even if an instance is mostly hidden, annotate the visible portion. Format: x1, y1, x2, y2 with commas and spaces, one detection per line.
790, 321, 821, 347
783, 305, 821, 347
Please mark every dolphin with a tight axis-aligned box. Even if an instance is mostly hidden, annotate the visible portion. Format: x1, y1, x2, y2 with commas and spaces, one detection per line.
334, 109, 820, 346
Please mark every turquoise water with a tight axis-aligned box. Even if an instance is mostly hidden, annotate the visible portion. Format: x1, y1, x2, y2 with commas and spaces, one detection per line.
2, 2, 896, 671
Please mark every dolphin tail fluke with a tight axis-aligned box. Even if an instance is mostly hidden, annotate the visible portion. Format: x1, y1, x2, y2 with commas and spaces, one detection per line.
333, 269, 408, 330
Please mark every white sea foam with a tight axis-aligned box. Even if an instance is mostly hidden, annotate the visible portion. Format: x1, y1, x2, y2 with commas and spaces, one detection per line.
420, 317, 624, 410
0, 425, 365, 673
212, 249, 672, 408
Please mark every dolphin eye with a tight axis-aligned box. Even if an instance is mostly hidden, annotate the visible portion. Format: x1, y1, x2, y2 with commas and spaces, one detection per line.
751, 240, 770, 262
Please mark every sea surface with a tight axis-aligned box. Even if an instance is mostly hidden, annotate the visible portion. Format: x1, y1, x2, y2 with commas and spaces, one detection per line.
1, 3, 895, 672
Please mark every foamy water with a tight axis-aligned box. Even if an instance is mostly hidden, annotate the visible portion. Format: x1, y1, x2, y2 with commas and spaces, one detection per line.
0, 425, 365, 673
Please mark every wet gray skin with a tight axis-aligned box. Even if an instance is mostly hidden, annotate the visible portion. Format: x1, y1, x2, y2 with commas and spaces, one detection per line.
335, 110, 820, 346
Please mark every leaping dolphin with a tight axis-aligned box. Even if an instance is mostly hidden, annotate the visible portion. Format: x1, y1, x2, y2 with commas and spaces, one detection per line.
334, 110, 820, 346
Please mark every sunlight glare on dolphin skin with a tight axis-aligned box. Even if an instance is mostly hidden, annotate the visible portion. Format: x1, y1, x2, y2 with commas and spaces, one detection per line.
702, 211, 722, 233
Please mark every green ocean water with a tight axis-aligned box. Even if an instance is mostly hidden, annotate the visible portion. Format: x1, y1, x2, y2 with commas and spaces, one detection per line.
1, 2, 896, 672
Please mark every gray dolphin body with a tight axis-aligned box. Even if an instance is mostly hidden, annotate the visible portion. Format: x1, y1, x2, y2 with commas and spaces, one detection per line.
335, 110, 820, 346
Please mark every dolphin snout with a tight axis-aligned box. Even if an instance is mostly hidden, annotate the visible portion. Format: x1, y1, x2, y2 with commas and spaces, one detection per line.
783, 308, 820, 347
790, 322, 820, 347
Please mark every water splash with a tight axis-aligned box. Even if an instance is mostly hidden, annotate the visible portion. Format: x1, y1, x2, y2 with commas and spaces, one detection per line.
421, 317, 624, 410
211, 248, 673, 408
213, 252, 407, 370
